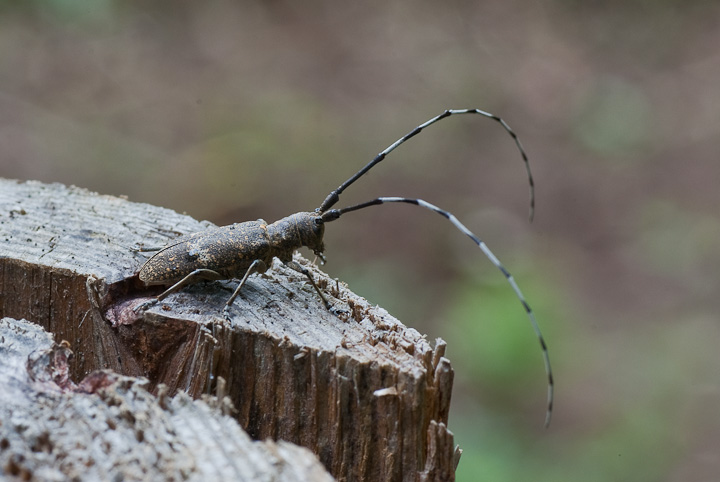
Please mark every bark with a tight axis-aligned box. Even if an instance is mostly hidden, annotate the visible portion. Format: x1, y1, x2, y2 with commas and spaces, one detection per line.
0, 178, 459, 481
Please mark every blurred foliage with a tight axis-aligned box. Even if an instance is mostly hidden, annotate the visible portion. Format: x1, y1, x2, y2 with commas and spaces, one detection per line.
573, 78, 652, 156
1, 1, 719, 480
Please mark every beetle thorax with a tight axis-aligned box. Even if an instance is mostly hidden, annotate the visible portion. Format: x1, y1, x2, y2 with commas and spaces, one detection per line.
267, 212, 325, 258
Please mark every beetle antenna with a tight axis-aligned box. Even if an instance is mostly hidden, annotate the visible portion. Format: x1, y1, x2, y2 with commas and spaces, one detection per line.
317, 109, 535, 222
320, 196, 552, 427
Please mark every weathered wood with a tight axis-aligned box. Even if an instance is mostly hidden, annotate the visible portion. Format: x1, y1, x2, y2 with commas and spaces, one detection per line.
0, 316, 335, 481
0, 178, 458, 481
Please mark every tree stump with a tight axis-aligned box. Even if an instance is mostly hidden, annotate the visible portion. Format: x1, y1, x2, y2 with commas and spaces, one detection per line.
0, 178, 459, 481
0, 316, 335, 481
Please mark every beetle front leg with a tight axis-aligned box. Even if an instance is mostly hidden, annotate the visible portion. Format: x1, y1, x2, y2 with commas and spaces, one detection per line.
135, 268, 225, 313
284, 260, 334, 311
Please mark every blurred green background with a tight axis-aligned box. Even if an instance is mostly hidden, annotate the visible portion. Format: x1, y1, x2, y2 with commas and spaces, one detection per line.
2, 1, 719, 480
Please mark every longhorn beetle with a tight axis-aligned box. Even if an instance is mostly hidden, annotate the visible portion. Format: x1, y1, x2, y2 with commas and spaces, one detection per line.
135, 109, 553, 427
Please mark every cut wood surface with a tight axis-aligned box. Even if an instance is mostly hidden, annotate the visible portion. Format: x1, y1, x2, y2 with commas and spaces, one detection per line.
0, 178, 458, 481
0, 316, 335, 481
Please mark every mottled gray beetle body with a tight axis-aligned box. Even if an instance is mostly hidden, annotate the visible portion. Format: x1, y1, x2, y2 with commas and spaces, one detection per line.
139, 212, 325, 285
136, 212, 327, 313
139, 221, 270, 285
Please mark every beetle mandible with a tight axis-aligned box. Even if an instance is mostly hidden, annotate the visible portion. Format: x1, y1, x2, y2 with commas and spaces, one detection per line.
134, 108, 553, 427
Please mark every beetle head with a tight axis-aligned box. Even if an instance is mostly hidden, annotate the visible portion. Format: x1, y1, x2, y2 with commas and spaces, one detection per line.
299, 211, 326, 257
269, 212, 325, 258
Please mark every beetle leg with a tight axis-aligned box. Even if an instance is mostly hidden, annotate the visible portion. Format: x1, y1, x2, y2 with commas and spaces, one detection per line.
223, 259, 267, 316
135, 268, 224, 313
132, 245, 163, 253
284, 260, 332, 310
